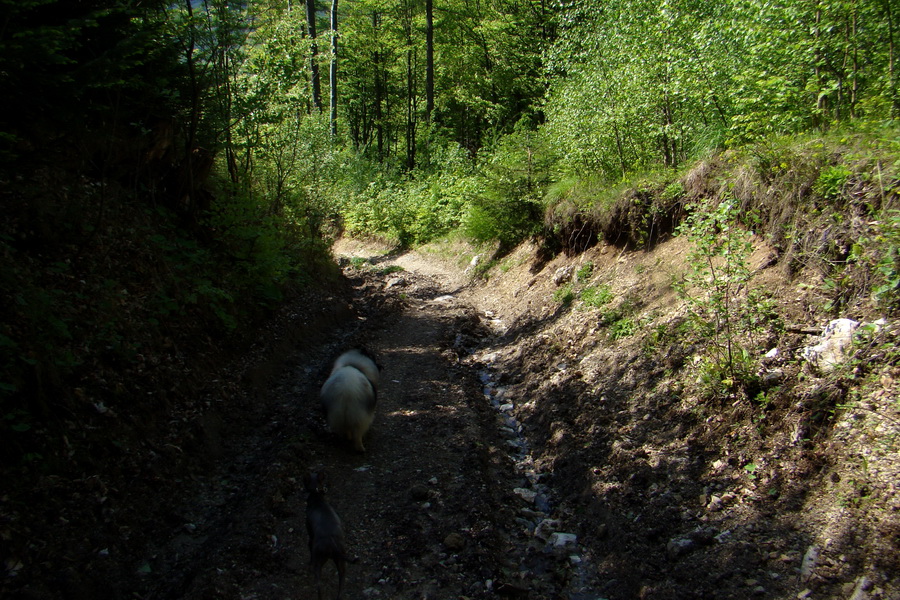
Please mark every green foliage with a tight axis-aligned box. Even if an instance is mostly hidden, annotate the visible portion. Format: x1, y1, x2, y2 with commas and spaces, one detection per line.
814, 165, 853, 199
338, 0, 550, 162
872, 212, 900, 308
642, 321, 681, 355
696, 350, 757, 399
471, 257, 499, 280
464, 198, 542, 250
675, 197, 776, 397
544, 0, 899, 182
661, 182, 686, 203
463, 124, 550, 249
598, 296, 639, 340
608, 317, 636, 340
845, 209, 900, 311
0, 0, 187, 164
544, 0, 737, 178
581, 284, 613, 309
553, 284, 576, 305
340, 142, 478, 246
576, 262, 594, 281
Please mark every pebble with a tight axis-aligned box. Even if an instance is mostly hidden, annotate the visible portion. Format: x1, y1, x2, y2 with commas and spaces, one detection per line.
534, 518, 561, 541
514, 488, 537, 503
444, 532, 466, 551
515, 517, 536, 533
848, 576, 872, 600
499, 426, 517, 439
384, 276, 406, 289
409, 484, 430, 501
800, 545, 819, 582
549, 532, 577, 548
666, 536, 695, 558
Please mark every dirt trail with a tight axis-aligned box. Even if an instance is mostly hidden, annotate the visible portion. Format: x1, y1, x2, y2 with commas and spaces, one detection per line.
115, 239, 593, 600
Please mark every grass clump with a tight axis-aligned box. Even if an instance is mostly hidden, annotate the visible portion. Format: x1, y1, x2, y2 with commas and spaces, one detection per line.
553, 283, 577, 305
581, 284, 613, 308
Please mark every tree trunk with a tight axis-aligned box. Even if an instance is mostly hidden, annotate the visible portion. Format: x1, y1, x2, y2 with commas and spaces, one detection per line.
306, 0, 322, 112
425, 0, 434, 123
885, 0, 898, 117
372, 11, 384, 158
406, 43, 417, 170
330, 0, 338, 135
404, 7, 416, 170
184, 0, 200, 195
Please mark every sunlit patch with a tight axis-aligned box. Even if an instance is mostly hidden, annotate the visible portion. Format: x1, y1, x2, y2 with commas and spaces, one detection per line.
388, 409, 422, 418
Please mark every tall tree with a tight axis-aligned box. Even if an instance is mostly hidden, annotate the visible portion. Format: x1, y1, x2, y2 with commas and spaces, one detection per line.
401, 0, 417, 169
425, 0, 434, 123
330, 0, 339, 135
306, 0, 323, 112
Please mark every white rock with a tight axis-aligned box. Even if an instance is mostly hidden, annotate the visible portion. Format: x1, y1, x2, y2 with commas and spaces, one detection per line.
464, 254, 481, 273
514, 488, 537, 503
534, 518, 562, 541
552, 266, 573, 285
802, 319, 860, 372
384, 276, 406, 290
799, 545, 819, 582
549, 532, 578, 547
667, 536, 695, 558
847, 576, 872, 600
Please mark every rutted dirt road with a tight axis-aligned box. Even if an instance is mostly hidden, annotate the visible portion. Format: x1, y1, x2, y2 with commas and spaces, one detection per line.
127, 239, 596, 600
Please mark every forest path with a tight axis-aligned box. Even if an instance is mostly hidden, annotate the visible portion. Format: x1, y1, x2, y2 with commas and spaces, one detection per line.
135, 239, 593, 599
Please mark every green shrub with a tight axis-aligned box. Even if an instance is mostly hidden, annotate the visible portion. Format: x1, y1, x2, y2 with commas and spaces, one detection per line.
463, 197, 543, 250
581, 284, 613, 308
553, 284, 576, 305
871, 210, 900, 309
609, 317, 636, 340
576, 261, 594, 281
675, 197, 777, 397
814, 165, 853, 199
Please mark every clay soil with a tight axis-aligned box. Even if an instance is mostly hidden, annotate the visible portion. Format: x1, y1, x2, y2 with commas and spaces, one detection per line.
2, 235, 899, 600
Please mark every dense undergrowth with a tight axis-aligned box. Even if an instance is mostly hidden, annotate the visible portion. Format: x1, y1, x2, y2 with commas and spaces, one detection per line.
0, 161, 338, 468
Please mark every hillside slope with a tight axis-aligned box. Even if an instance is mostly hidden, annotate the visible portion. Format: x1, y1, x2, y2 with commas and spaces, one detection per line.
337, 231, 899, 599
